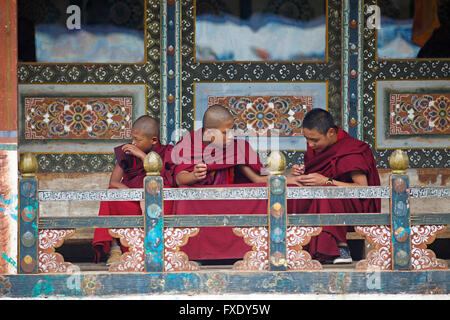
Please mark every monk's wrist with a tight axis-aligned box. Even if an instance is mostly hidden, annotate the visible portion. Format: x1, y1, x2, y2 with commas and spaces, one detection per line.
324, 178, 334, 185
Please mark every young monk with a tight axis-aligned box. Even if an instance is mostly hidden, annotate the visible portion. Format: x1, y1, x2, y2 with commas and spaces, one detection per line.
170, 104, 279, 262
92, 115, 174, 265
288, 108, 381, 264
173, 104, 268, 186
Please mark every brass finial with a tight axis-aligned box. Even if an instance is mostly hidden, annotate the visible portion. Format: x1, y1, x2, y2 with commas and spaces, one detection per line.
389, 149, 409, 174
19, 152, 38, 178
143, 151, 163, 176
267, 150, 286, 175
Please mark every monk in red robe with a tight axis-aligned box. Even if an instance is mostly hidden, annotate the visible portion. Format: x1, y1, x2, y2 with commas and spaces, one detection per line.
92, 115, 174, 265
288, 109, 381, 264
172, 106, 266, 186
170, 104, 273, 262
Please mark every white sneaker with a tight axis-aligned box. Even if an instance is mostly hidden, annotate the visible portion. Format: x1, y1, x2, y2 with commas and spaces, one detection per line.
333, 246, 353, 264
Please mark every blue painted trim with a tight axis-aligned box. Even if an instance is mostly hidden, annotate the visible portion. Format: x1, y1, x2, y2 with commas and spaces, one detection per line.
18, 178, 39, 274
268, 175, 287, 271
391, 175, 412, 270
0, 131, 17, 138
0, 270, 448, 297
144, 176, 164, 272
0, 144, 17, 150
347, 0, 360, 139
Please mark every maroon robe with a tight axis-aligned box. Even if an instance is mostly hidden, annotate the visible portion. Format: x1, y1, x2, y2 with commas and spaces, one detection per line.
169, 129, 265, 260
287, 129, 381, 262
171, 129, 264, 185
92, 141, 174, 262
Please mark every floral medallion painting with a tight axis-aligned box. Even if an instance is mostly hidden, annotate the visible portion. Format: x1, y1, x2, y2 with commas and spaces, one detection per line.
390, 94, 450, 135
24, 97, 133, 139
209, 96, 313, 136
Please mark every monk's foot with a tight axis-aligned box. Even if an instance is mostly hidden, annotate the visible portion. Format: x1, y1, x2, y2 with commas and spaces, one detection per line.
332, 245, 352, 264
106, 247, 122, 266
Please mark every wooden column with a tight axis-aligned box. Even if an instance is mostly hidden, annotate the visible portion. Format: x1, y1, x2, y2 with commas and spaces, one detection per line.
267, 151, 288, 271
143, 151, 164, 272
18, 153, 39, 274
389, 150, 412, 270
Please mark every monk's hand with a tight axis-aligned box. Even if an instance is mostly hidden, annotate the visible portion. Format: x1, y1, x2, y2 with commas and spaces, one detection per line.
122, 144, 146, 160
286, 175, 304, 186
193, 163, 207, 181
298, 173, 328, 186
291, 164, 305, 176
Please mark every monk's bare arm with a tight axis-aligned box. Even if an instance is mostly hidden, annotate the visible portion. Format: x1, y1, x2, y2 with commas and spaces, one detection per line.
109, 164, 129, 189
176, 164, 207, 186
237, 165, 268, 183
175, 171, 198, 186
121, 144, 147, 161
298, 170, 368, 186
323, 171, 368, 187
239, 165, 304, 185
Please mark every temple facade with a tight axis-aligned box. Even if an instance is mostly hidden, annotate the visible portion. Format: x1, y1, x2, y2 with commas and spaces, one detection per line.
0, 0, 448, 296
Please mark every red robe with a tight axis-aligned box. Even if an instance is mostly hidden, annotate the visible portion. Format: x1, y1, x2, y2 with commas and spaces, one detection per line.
287, 129, 381, 262
171, 129, 264, 185
169, 129, 265, 260
92, 142, 174, 262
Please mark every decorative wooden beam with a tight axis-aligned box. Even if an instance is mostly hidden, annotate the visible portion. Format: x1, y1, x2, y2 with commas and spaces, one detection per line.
389, 150, 412, 270
37, 213, 450, 229
143, 152, 165, 272
37, 186, 449, 202
267, 151, 288, 271
38, 216, 144, 229
18, 153, 39, 274
0, 270, 448, 297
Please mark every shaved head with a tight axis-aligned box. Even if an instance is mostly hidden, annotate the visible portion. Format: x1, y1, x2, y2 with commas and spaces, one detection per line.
203, 104, 234, 129
302, 109, 335, 135
132, 115, 160, 138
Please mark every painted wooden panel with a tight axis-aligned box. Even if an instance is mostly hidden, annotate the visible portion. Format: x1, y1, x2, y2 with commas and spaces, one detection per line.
209, 95, 313, 136
389, 94, 450, 135
24, 97, 133, 139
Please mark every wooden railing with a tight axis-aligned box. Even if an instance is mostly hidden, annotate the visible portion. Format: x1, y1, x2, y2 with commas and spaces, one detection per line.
10, 149, 450, 296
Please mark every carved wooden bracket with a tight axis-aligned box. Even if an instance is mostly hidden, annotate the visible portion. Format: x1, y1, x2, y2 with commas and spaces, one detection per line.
164, 227, 200, 272
109, 228, 145, 272
232, 226, 323, 271
233, 227, 269, 271
109, 227, 200, 272
286, 226, 323, 270
411, 225, 447, 270
38, 229, 76, 273
355, 225, 447, 270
